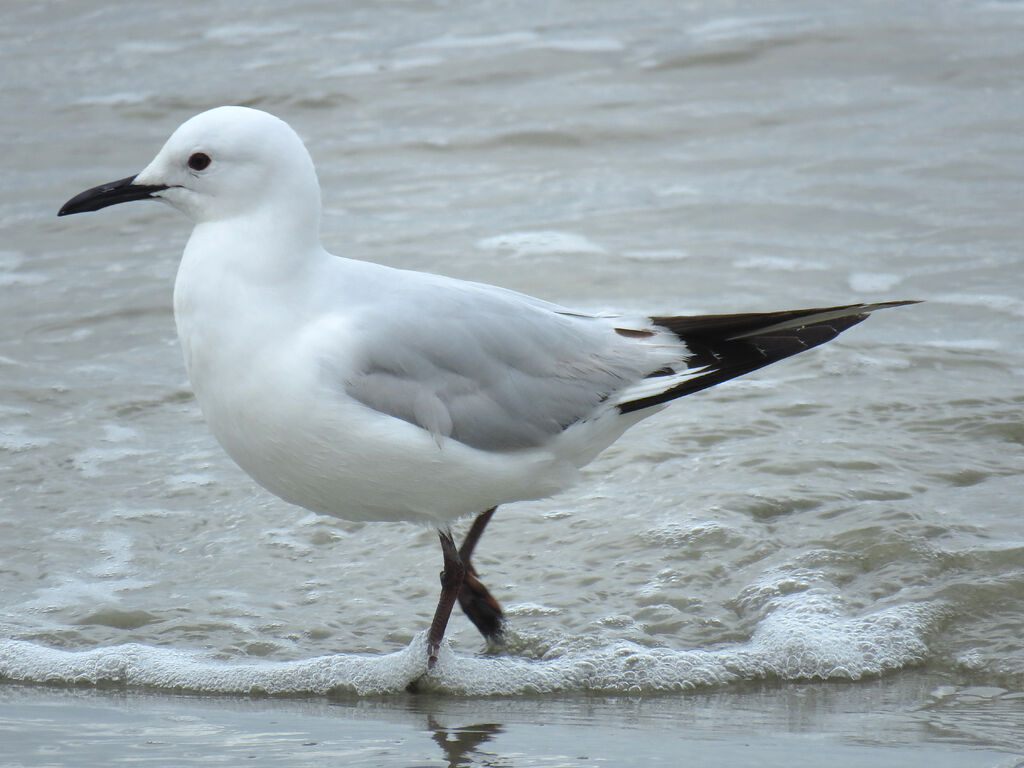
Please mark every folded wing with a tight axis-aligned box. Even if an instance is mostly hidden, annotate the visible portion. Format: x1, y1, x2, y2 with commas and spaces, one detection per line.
340, 285, 915, 452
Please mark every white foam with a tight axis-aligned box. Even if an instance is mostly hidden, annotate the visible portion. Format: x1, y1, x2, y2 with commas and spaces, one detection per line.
101, 424, 138, 442
732, 255, 829, 272
505, 602, 561, 617
0, 271, 48, 287
528, 38, 625, 53
163, 472, 218, 492
621, 248, 689, 262
0, 250, 25, 270
115, 40, 185, 55
0, 425, 53, 453
411, 32, 539, 50
0, 639, 424, 696
922, 339, 1001, 351
848, 272, 903, 292
477, 231, 606, 257
688, 15, 814, 43
70, 446, 153, 479
935, 292, 1024, 317
0, 596, 936, 697
324, 57, 443, 77
72, 92, 153, 107
0, 250, 44, 287
203, 23, 297, 43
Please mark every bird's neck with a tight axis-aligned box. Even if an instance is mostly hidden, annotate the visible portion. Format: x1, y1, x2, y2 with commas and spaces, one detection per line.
172, 214, 330, 380
186, 204, 324, 280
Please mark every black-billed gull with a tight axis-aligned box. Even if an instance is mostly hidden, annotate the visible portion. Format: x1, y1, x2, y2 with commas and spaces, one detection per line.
59, 106, 915, 667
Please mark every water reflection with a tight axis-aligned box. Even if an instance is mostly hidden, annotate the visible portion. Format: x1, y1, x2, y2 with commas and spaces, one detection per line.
427, 716, 507, 768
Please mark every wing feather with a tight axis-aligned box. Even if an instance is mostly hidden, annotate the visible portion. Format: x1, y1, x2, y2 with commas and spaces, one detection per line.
334, 269, 915, 453
340, 284, 671, 451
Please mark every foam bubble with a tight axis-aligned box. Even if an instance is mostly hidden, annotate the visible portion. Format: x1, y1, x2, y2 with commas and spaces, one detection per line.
0, 639, 426, 697
0, 596, 936, 697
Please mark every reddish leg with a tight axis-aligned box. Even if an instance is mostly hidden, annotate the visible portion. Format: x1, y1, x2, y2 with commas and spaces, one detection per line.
426, 529, 466, 668
457, 506, 504, 640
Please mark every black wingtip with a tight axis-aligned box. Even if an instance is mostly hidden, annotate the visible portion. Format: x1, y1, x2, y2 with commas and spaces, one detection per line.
725, 300, 921, 341
618, 299, 919, 414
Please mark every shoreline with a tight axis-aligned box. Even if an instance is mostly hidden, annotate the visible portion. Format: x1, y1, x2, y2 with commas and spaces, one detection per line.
1, 672, 1019, 767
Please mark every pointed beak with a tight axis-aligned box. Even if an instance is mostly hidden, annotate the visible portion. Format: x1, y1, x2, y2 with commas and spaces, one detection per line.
58, 175, 169, 216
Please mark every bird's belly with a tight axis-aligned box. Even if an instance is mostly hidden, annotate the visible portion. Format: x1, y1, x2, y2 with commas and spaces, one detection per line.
192, 367, 578, 525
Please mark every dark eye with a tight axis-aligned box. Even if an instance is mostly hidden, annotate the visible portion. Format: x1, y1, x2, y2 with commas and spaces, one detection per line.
188, 152, 211, 171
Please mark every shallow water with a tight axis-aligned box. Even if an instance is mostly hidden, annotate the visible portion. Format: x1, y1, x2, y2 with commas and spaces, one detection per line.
1, 0, 1024, 758
0, 675, 1016, 767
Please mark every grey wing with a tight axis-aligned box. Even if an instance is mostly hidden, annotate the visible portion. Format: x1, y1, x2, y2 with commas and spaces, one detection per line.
336, 278, 914, 453
340, 289, 666, 452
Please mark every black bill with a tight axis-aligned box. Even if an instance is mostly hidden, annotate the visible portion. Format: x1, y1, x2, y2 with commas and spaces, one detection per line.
58, 175, 169, 216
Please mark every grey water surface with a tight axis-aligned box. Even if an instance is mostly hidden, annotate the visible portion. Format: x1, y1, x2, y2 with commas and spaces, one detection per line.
1, 0, 1023, 764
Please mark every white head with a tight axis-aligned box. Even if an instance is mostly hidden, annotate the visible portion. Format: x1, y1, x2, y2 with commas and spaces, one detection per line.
59, 106, 322, 231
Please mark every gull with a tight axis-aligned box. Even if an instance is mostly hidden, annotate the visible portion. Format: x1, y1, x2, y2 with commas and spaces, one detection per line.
59, 106, 914, 667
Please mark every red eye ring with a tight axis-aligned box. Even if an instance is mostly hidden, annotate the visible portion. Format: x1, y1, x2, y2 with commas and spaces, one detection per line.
188, 152, 211, 171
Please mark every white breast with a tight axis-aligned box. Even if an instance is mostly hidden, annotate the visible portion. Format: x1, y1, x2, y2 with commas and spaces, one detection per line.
172, 236, 581, 524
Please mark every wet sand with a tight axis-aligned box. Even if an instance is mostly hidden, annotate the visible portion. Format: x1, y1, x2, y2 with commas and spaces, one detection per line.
1, 672, 1018, 767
